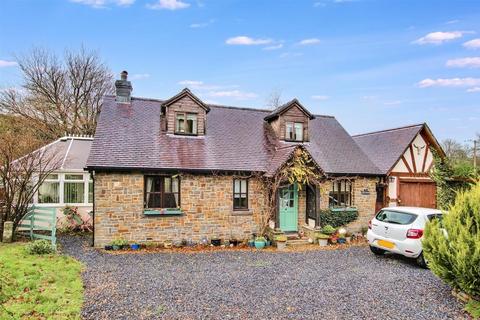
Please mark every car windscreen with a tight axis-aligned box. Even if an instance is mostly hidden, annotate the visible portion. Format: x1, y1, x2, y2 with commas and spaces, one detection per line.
375, 210, 417, 225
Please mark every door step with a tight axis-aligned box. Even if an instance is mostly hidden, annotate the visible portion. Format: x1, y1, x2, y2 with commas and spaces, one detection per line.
286, 239, 311, 246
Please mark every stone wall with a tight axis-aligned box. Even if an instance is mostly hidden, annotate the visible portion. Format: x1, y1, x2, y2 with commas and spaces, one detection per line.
349, 177, 377, 231
94, 172, 268, 247
307, 178, 377, 232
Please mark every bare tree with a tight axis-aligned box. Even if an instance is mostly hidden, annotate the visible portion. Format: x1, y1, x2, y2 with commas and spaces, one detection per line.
0, 47, 114, 140
266, 89, 284, 109
441, 138, 469, 162
0, 131, 61, 241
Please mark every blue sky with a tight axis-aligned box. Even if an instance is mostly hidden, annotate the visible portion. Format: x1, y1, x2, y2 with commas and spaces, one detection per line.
0, 0, 479, 142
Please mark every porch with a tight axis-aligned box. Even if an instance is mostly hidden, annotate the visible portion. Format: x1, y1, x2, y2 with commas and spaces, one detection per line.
268, 179, 377, 244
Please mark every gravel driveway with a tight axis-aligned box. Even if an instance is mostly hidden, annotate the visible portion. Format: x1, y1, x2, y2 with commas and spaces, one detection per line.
59, 236, 465, 320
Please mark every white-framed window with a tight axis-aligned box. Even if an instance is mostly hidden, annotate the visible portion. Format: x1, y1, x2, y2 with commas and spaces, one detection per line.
38, 174, 60, 204
64, 174, 85, 204
285, 122, 304, 141
36, 172, 92, 206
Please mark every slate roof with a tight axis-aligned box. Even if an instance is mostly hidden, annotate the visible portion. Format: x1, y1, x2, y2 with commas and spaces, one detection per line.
86, 96, 382, 176
352, 124, 425, 174
264, 99, 314, 121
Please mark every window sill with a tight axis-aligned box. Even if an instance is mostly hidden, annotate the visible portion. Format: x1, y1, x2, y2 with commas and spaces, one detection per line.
174, 132, 198, 136
144, 209, 184, 216
329, 207, 358, 212
231, 209, 253, 216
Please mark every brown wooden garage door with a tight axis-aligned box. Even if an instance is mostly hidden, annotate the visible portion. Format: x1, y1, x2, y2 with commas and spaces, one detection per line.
399, 181, 436, 208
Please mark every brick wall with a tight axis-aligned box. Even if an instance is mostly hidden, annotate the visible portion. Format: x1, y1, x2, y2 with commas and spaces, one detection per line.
94, 172, 267, 247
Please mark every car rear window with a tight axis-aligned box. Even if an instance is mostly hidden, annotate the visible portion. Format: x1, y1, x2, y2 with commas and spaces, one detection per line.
427, 214, 443, 222
375, 210, 417, 225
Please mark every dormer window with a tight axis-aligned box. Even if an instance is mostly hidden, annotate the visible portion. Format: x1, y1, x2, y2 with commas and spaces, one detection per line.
286, 122, 303, 141
175, 112, 198, 135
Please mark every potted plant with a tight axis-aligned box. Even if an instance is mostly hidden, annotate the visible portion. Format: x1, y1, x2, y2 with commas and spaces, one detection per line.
337, 234, 346, 244
211, 237, 221, 246
104, 245, 113, 251
316, 234, 330, 247
321, 225, 336, 235
254, 236, 267, 249
329, 232, 339, 245
111, 239, 127, 251
274, 235, 287, 250
164, 240, 173, 249
130, 243, 140, 250
345, 231, 352, 244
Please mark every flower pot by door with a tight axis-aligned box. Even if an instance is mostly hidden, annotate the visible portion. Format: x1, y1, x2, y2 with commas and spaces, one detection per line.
318, 239, 328, 247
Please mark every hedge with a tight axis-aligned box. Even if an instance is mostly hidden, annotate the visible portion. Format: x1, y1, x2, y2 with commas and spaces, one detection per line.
317, 208, 359, 228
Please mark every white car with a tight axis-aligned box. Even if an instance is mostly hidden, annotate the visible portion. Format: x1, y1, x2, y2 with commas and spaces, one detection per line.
367, 207, 443, 268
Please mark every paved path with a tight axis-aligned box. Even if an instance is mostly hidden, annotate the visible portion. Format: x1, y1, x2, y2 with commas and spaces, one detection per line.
59, 236, 466, 320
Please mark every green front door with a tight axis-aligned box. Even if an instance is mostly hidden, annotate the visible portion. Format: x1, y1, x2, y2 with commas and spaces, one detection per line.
279, 184, 298, 232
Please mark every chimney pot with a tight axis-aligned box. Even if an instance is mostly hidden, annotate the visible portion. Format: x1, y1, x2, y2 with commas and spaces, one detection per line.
115, 70, 133, 103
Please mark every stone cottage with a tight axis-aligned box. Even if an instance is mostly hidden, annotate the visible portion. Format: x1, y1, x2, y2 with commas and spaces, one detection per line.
86, 71, 385, 247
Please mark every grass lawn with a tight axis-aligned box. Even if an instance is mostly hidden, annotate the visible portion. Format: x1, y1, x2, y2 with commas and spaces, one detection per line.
0, 242, 83, 319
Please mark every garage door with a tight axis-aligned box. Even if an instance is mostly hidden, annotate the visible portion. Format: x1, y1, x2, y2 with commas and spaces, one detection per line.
399, 181, 436, 208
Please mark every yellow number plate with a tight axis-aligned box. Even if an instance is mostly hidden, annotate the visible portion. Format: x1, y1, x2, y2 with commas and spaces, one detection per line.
377, 239, 395, 249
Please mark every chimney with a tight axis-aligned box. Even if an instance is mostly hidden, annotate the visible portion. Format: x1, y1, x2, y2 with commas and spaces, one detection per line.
115, 70, 133, 103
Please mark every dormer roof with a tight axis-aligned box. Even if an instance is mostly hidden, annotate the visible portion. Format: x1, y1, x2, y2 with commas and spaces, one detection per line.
161, 88, 210, 113
264, 98, 315, 121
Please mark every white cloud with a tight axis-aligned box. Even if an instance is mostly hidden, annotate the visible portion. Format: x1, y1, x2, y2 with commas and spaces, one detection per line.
207, 90, 257, 100
446, 19, 460, 25
70, 0, 134, 8
298, 38, 321, 45
467, 87, 480, 93
263, 43, 284, 50
463, 38, 480, 49
446, 57, 480, 68
417, 77, 480, 88
0, 60, 17, 68
177, 80, 238, 91
279, 52, 303, 58
190, 19, 214, 28
225, 36, 273, 46
311, 95, 329, 100
178, 80, 204, 87
147, 0, 190, 10
413, 31, 467, 45
383, 100, 402, 106
130, 73, 150, 80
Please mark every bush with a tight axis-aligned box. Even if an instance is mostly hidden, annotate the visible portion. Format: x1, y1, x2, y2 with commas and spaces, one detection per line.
318, 209, 359, 228
423, 182, 480, 297
321, 225, 336, 235
25, 240, 56, 255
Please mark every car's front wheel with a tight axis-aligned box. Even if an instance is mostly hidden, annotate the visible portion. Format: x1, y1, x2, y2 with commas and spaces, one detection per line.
369, 245, 385, 255
416, 252, 428, 269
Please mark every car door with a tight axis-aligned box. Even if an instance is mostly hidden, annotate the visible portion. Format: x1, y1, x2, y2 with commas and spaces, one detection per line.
372, 210, 388, 237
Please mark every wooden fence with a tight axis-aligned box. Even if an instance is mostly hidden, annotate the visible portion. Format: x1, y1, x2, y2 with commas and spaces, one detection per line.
17, 206, 57, 247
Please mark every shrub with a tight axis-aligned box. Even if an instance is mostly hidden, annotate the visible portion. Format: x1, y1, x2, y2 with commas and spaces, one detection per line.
423, 182, 480, 297
318, 209, 359, 228
111, 239, 129, 247
25, 240, 56, 255
61, 206, 92, 233
321, 225, 336, 235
